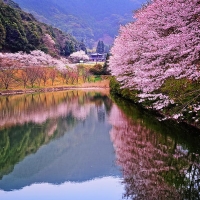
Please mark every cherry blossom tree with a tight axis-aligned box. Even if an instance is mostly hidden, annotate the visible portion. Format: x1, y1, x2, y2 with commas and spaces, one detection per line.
69, 50, 89, 63
109, 0, 200, 93
0, 50, 69, 70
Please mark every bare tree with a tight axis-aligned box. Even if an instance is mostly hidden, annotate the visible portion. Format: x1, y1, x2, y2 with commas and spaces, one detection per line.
60, 69, 67, 84
49, 68, 57, 86
0, 58, 18, 90
20, 68, 30, 88
26, 67, 40, 88
40, 67, 49, 86
36, 67, 43, 87
69, 69, 79, 84
82, 68, 90, 83
60, 69, 71, 84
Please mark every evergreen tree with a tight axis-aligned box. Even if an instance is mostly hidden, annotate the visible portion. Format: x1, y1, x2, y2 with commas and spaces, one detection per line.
64, 41, 75, 56
102, 53, 111, 75
79, 38, 87, 53
0, 19, 6, 49
96, 40, 104, 54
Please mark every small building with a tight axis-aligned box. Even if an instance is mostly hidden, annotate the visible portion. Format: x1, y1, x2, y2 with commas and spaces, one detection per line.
89, 53, 105, 61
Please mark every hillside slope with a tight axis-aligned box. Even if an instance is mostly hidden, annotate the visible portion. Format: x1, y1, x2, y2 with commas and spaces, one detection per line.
13, 0, 147, 47
0, 0, 83, 57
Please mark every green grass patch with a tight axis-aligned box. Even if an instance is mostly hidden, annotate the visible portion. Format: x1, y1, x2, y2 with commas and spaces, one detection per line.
159, 77, 200, 126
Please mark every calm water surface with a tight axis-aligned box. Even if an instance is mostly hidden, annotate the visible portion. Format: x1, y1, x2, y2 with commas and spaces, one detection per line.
0, 90, 199, 199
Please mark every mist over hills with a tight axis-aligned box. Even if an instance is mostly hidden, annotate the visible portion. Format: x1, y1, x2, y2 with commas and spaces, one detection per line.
13, 0, 147, 47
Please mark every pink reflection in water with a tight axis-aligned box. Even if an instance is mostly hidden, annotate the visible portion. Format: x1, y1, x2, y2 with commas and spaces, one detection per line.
108, 104, 200, 199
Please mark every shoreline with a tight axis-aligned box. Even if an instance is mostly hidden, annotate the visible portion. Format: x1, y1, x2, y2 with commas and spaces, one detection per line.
0, 85, 110, 96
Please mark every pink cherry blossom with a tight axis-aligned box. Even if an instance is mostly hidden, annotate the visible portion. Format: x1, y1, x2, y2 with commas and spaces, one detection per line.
109, 0, 200, 93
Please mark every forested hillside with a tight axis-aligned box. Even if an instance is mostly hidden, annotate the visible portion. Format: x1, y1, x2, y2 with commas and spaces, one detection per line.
13, 0, 147, 47
0, 0, 83, 56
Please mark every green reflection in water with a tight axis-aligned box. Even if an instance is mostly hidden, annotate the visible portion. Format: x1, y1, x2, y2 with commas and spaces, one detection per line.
111, 95, 200, 200
0, 122, 55, 179
0, 90, 112, 182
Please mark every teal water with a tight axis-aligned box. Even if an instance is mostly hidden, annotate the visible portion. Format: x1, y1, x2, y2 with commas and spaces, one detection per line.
0, 90, 199, 199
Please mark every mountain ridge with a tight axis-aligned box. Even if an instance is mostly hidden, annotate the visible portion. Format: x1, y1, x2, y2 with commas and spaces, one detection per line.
13, 0, 147, 47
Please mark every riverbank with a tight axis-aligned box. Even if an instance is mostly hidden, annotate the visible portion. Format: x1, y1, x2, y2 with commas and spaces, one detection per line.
0, 80, 110, 96
110, 77, 200, 130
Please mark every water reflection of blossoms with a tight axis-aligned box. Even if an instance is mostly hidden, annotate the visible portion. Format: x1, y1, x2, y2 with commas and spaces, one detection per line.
0, 90, 110, 128
109, 105, 200, 199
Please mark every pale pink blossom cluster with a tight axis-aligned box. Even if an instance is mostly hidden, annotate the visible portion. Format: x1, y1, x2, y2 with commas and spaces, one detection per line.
109, 0, 200, 93
138, 93, 174, 110
0, 50, 69, 70
192, 104, 200, 112
69, 50, 89, 63
172, 113, 183, 120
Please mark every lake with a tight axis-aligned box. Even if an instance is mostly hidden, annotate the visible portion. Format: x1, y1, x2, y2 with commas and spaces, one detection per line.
0, 89, 199, 200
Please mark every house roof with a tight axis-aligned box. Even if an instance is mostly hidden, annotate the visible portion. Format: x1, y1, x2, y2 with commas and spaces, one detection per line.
90, 53, 103, 56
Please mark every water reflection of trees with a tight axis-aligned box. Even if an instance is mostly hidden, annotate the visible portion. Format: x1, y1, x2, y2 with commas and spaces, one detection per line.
0, 90, 112, 181
109, 101, 200, 200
